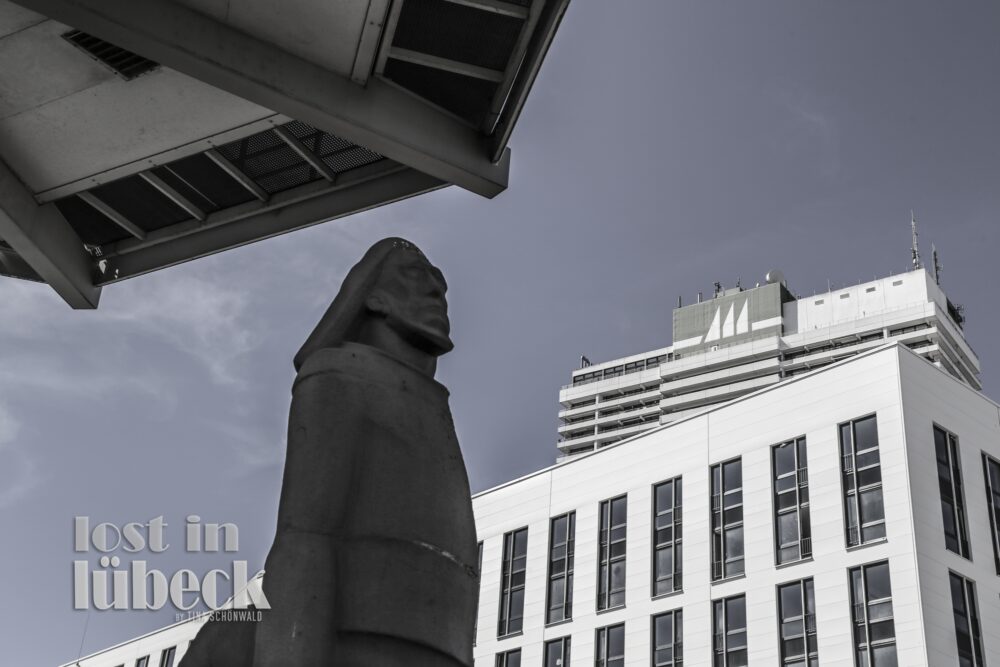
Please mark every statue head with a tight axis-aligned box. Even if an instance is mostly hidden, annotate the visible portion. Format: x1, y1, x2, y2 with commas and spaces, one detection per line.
293, 238, 453, 374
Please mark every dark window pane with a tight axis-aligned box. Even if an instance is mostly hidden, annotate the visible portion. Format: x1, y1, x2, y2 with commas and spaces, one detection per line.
724, 460, 742, 489
780, 583, 803, 618
775, 443, 796, 476
854, 416, 878, 450
727, 596, 746, 629
860, 488, 885, 524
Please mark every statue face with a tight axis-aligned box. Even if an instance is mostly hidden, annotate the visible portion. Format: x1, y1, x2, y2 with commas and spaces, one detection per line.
368, 248, 454, 356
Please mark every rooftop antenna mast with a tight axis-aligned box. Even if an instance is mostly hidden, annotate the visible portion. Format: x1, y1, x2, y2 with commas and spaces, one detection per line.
910, 211, 922, 270
932, 243, 942, 285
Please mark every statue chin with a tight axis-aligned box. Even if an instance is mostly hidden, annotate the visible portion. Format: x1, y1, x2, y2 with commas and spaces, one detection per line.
412, 325, 454, 357
384, 314, 453, 357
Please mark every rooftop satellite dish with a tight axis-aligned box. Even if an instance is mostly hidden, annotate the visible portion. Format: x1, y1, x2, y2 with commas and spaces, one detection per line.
765, 269, 785, 285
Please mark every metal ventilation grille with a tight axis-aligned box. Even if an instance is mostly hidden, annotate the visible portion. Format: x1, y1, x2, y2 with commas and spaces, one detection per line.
215, 129, 322, 195
281, 120, 384, 175
62, 30, 159, 80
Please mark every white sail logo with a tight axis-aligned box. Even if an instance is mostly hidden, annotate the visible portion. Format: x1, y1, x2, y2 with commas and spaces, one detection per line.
703, 299, 750, 343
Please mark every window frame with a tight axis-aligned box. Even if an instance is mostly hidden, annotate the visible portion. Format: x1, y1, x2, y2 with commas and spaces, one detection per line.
711, 457, 745, 581
157, 647, 176, 667
934, 424, 971, 559
546, 511, 576, 624
848, 559, 897, 667
651, 608, 683, 667
712, 593, 748, 667
651, 476, 683, 597
475, 540, 483, 645
544, 636, 571, 667
497, 527, 529, 638
596, 494, 628, 611
982, 452, 1000, 575
839, 414, 887, 548
595, 622, 625, 667
949, 571, 986, 667
495, 648, 522, 667
771, 436, 812, 565
776, 577, 818, 666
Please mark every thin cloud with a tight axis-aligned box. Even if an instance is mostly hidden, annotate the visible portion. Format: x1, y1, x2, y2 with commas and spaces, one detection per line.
0, 403, 41, 510
780, 92, 840, 178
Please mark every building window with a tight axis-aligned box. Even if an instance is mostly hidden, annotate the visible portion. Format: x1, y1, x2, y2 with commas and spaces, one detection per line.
652, 609, 683, 667
475, 540, 483, 644
849, 560, 897, 667
595, 623, 625, 667
158, 647, 176, 667
840, 415, 886, 547
498, 527, 528, 637
711, 458, 744, 580
983, 453, 1000, 575
545, 636, 571, 667
950, 572, 985, 667
712, 594, 747, 666
135, 658, 149, 667
934, 426, 971, 558
496, 648, 521, 667
772, 437, 812, 564
547, 512, 576, 624
597, 495, 627, 610
652, 477, 683, 596
777, 578, 818, 666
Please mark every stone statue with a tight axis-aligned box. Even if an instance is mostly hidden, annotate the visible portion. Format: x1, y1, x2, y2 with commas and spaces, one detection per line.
180, 238, 479, 667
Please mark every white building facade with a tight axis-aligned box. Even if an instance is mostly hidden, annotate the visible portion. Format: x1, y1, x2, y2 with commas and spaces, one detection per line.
479, 345, 1000, 666
558, 268, 979, 458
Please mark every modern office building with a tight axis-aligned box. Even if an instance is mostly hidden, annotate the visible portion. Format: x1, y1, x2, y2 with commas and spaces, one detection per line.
558, 267, 979, 459
475, 342, 1000, 666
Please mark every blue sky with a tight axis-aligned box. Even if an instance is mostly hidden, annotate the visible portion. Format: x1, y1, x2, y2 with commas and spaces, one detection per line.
2, 1, 1000, 664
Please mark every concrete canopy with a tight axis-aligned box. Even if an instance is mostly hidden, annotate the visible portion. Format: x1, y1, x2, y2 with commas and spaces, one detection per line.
0, 0, 569, 307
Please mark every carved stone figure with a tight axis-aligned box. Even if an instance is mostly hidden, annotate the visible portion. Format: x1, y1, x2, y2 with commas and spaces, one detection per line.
181, 238, 479, 667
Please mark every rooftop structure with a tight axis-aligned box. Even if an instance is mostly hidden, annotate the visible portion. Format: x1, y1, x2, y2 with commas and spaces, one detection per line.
558, 267, 979, 458
0, 0, 569, 308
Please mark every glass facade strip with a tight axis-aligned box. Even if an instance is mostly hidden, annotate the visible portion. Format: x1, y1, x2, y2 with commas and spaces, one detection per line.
935, 426, 971, 558
840, 415, 886, 547
653, 476, 683, 596
546, 512, 576, 624
597, 495, 627, 610
777, 578, 818, 666
772, 437, 812, 565
496, 648, 521, 667
711, 458, 744, 580
544, 636, 571, 667
984, 453, 1000, 575
498, 527, 528, 637
595, 623, 625, 667
652, 609, 683, 667
712, 594, 747, 666
950, 572, 986, 667
848, 560, 897, 667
